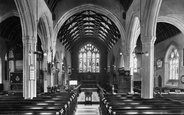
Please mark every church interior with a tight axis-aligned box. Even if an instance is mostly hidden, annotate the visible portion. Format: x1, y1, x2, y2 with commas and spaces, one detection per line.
0, 0, 184, 115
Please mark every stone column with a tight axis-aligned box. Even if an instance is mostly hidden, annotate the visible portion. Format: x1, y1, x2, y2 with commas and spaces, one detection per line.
51, 69, 54, 87
43, 50, 48, 92
22, 37, 37, 99
124, 51, 134, 94
32, 38, 37, 98
141, 37, 155, 99
130, 73, 134, 94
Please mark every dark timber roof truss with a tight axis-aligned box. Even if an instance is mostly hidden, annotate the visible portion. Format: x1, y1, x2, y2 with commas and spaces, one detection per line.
58, 10, 121, 51
155, 22, 181, 44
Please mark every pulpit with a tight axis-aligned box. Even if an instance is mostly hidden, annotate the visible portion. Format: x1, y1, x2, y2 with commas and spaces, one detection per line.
118, 68, 131, 93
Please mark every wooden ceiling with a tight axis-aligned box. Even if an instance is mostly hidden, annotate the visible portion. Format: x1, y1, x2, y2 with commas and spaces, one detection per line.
57, 10, 121, 51
155, 22, 181, 44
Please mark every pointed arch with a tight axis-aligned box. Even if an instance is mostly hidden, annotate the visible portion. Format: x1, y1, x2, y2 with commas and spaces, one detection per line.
127, 15, 140, 54
127, 15, 140, 74
37, 14, 51, 51
157, 16, 184, 35
142, 0, 162, 42
0, 10, 19, 23
14, 0, 36, 38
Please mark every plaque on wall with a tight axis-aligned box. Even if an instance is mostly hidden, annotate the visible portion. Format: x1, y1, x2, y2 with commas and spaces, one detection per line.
10, 72, 23, 83
123, 70, 130, 76
30, 65, 35, 80
156, 59, 163, 69
118, 69, 130, 76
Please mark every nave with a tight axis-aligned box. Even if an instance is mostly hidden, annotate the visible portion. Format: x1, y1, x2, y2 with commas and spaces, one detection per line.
1, 0, 184, 102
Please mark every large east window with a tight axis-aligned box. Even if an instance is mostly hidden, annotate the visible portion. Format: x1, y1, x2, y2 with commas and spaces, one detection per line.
79, 43, 100, 73
169, 48, 179, 80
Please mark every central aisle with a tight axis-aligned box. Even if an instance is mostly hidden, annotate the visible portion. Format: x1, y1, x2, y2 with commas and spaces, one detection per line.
74, 92, 101, 115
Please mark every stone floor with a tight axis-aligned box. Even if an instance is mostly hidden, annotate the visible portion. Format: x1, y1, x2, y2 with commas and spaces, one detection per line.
75, 104, 100, 115
75, 91, 100, 115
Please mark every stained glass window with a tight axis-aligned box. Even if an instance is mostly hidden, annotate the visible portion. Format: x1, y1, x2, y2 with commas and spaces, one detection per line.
79, 43, 100, 73
169, 48, 179, 80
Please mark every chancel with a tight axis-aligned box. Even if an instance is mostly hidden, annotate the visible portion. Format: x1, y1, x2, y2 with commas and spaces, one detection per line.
0, 0, 184, 115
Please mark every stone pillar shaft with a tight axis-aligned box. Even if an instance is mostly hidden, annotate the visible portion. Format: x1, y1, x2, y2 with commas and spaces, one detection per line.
23, 37, 37, 99
124, 54, 134, 94
141, 39, 154, 99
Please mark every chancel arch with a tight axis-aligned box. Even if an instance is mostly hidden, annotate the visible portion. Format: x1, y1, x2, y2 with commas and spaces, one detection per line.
54, 4, 126, 51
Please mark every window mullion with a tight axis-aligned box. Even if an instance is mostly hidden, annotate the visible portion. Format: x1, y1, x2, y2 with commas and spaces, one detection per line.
78, 43, 100, 73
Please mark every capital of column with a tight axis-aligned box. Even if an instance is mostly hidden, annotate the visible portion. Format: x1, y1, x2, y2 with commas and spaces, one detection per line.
22, 36, 32, 45
22, 36, 37, 45
141, 35, 156, 44
32, 38, 37, 45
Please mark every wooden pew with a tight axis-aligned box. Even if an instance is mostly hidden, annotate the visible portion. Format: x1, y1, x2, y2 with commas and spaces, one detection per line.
111, 109, 184, 115
100, 93, 184, 115
0, 91, 78, 115
0, 101, 66, 115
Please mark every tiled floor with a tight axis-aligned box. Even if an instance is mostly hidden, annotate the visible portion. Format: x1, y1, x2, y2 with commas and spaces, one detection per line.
75, 91, 100, 115
75, 104, 100, 115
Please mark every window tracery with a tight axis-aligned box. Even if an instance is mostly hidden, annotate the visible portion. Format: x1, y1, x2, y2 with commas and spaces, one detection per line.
79, 43, 100, 73
169, 48, 179, 80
